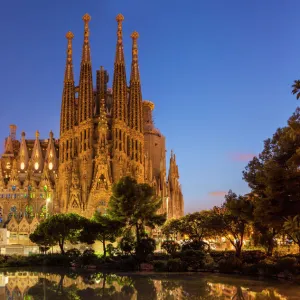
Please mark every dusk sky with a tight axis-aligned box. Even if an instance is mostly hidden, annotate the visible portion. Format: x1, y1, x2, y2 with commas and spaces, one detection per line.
0, 1, 298, 213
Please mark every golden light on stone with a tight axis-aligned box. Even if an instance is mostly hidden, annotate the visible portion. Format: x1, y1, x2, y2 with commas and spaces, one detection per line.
66, 31, 74, 40
82, 13, 91, 23
34, 162, 39, 170
116, 13, 124, 23
131, 31, 139, 40
48, 162, 53, 170
20, 162, 25, 170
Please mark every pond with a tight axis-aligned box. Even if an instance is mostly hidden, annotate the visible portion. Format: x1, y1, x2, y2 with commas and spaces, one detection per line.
1, 269, 299, 299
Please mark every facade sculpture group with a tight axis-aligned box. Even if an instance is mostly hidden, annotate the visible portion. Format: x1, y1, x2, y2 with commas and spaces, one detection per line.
0, 14, 184, 245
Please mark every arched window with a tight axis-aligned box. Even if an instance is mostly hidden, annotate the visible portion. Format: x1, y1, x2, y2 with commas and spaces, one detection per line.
8, 206, 17, 220
25, 205, 34, 219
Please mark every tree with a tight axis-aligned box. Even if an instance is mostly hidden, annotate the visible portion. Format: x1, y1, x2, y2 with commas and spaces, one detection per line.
108, 177, 166, 245
79, 212, 122, 257
29, 227, 56, 253
292, 80, 300, 100
161, 218, 182, 240
243, 109, 300, 255
119, 230, 135, 255
30, 213, 87, 254
180, 211, 212, 242
208, 191, 253, 258
283, 215, 300, 253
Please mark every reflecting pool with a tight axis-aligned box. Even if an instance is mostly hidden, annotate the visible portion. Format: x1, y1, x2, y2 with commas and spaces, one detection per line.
1, 269, 299, 299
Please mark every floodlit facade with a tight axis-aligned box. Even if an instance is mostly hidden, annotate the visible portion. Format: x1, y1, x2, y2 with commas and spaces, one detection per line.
0, 14, 184, 243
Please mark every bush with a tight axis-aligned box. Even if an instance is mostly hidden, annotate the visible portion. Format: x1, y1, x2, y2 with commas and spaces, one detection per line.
80, 249, 98, 265
257, 258, 277, 276
119, 231, 135, 255
218, 256, 242, 273
241, 250, 266, 264
203, 254, 216, 271
66, 248, 81, 260
181, 240, 209, 252
43, 254, 72, 266
153, 260, 168, 272
167, 258, 187, 272
135, 237, 156, 262
178, 250, 206, 270
161, 240, 180, 255
276, 257, 297, 274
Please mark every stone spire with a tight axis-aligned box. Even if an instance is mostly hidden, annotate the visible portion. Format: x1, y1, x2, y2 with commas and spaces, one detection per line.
0, 161, 5, 189
128, 31, 143, 133
78, 13, 93, 123
45, 131, 58, 172
60, 31, 75, 135
95, 66, 109, 115
30, 131, 44, 172
112, 14, 127, 123
18, 131, 29, 171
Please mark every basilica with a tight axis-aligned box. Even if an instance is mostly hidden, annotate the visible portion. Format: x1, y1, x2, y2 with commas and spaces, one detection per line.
0, 14, 184, 245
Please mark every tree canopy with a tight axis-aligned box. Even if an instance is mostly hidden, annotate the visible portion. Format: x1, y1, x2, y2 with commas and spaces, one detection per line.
107, 176, 166, 244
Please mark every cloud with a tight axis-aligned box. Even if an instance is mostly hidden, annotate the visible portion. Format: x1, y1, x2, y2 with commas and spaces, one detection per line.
208, 191, 227, 197
230, 153, 256, 162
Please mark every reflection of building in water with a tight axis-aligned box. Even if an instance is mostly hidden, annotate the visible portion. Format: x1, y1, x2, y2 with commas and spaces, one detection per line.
4, 271, 39, 299
0, 272, 293, 300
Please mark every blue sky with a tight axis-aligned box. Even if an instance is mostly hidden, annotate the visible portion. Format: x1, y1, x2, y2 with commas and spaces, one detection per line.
0, 0, 298, 213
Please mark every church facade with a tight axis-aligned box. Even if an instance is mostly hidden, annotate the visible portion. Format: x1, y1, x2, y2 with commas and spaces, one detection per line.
0, 14, 184, 233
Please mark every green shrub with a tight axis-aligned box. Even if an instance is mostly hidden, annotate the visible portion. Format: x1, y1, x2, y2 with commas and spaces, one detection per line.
135, 237, 156, 262
167, 258, 187, 272
66, 248, 81, 260
80, 249, 98, 265
178, 250, 206, 270
276, 257, 297, 274
218, 256, 242, 273
241, 250, 266, 264
181, 240, 209, 252
257, 258, 277, 276
153, 260, 168, 272
203, 254, 216, 271
161, 240, 180, 255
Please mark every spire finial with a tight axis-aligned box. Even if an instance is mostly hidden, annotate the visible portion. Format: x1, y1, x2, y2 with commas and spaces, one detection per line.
35, 130, 40, 139
131, 31, 139, 40
82, 13, 91, 23
81, 13, 91, 63
116, 13, 124, 24
66, 31, 74, 40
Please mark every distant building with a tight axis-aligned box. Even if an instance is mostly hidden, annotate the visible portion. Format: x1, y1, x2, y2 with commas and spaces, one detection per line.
0, 14, 184, 241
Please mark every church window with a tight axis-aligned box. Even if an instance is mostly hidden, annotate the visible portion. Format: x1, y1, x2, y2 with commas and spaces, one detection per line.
48, 162, 53, 170
20, 162, 25, 170
34, 162, 39, 170
40, 205, 47, 219
12, 186, 16, 191
44, 185, 47, 192
28, 185, 32, 191
71, 200, 79, 208
7, 194, 10, 198
8, 206, 17, 220
40, 193, 44, 199
25, 205, 33, 219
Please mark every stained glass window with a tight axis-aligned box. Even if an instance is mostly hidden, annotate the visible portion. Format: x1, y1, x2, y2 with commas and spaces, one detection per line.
8, 206, 17, 220
12, 186, 16, 191
0, 207, 3, 223
25, 205, 34, 219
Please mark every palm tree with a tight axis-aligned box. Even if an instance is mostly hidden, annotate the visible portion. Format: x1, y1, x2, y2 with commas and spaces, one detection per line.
292, 80, 300, 99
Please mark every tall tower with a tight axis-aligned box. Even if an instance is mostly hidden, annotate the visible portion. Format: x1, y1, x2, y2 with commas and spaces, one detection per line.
111, 14, 129, 180
128, 31, 144, 182
77, 13, 94, 209
89, 99, 112, 214
58, 31, 76, 212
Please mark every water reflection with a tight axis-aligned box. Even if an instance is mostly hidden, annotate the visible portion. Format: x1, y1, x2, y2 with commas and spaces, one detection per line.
0, 270, 298, 299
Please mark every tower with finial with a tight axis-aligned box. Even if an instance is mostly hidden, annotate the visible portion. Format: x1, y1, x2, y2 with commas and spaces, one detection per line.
0, 13, 184, 228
